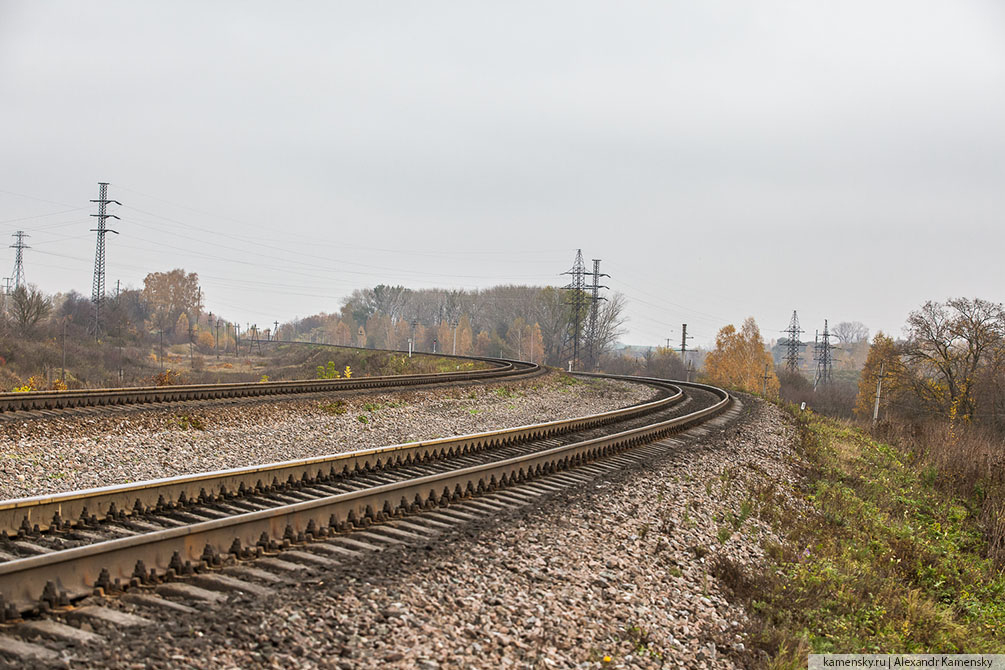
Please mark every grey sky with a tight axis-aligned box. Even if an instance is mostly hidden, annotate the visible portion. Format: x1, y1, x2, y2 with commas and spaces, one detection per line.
1, 1, 1003, 348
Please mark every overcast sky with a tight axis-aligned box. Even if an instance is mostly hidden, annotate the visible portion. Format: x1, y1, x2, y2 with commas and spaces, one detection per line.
1, 1, 1003, 347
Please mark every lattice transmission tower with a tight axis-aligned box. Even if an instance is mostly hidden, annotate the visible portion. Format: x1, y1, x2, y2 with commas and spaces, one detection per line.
9, 230, 30, 291
562, 250, 588, 370
814, 319, 834, 388
783, 310, 805, 373
90, 182, 121, 339
585, 258, 609, 370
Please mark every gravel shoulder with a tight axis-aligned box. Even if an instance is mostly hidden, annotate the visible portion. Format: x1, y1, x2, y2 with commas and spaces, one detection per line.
68, 396, 798, 669
0, 371, 655, 500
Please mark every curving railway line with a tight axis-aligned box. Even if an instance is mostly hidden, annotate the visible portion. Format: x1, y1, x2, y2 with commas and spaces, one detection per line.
0, 373, 726, 610
0, 347, 541, 418
0, 370, 738, 665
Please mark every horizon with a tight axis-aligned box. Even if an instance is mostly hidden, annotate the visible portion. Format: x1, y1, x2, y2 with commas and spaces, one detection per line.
2, 2, 1002, 349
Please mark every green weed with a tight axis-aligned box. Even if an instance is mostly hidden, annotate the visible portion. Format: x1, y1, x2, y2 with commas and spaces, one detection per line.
722, 407, 1005, 661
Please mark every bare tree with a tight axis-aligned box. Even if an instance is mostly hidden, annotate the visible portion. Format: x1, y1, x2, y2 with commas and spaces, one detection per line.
9, 285, 52, 337
588, 291, 628, 363
832, 321, 869, 344
903, 298, 1005, 420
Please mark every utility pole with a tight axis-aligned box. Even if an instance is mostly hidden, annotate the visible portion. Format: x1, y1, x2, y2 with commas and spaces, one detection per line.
762, 363, 770, 397
235, 324, 240, 356
90, 182, 121, 340
783, 310, 805, 373
273, 320, 279, 341
679, 324, 693, 369
157, 329, 164, 369
115, 279, 121, 299
872, 361, 886, 427
61, 317, 67, 383
9, 230, 30, 291
561, 250, 588, 371
452, 321, 458, 356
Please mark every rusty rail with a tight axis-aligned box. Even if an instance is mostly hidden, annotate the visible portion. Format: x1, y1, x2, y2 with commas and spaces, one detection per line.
0, 377, 729, 614
0, 348, 538, 414
0, 380, 680, 536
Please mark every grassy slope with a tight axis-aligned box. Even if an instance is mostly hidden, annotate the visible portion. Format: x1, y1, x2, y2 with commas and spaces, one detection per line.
723, 405, 1005, 667
0, 339, 490, 390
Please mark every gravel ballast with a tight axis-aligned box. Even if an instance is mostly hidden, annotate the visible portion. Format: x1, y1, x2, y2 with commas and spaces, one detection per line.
60, 397, 796, 669
0, 372, 654, 500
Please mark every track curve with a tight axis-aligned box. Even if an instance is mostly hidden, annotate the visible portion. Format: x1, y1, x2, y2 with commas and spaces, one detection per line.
0, 375, 731, 617
0, 346, 541, 417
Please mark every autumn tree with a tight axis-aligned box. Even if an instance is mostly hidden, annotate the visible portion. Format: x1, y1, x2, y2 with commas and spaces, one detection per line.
142, 269, 201, 335
505, 318, 528, 359
173, 312, 191, 344
474, 330, 492, 357
455, 315, 474, 356
644, 346, 686, 380
196, 330, 215, 352
704, 318, 779, 395
365, 314, 394, 349
854, 332, 909, 420
526, 322, 544, 364
903, 298, 1005, 421
392, 319, 411, 350
436, 320, 452, 354
412, 324, 428, 351
334, 320, 352, 347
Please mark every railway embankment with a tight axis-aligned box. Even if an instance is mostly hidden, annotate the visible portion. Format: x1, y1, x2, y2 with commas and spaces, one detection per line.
718, 405, 1005, 665
65, 395, 790, 669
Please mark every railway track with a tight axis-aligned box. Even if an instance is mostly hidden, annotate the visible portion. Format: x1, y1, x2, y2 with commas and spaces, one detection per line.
0, 347, 540, 419
0, 375, 734, 664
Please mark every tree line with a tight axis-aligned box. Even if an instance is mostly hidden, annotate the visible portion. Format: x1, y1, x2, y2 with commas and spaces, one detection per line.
0, 275, 629, 387
279, 284, 627, 368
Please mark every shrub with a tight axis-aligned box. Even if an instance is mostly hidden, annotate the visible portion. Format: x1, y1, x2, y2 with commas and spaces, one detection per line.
151, 369, 187, 386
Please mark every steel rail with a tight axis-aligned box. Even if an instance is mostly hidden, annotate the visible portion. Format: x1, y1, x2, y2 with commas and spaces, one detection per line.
0, 379, 680, 536
0, 347, 539, 414
0, 377, 730, 614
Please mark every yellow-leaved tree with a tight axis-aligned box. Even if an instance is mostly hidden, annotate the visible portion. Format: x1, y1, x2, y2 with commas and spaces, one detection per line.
853, 332, 908, 420
436, 320, 452, 354
456, 315, 474, 356
704, 317, 779, 396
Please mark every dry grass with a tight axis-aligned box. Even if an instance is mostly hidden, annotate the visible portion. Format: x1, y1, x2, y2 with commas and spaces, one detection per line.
723, 408, 1005, 666
876, 420, 1005, 566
